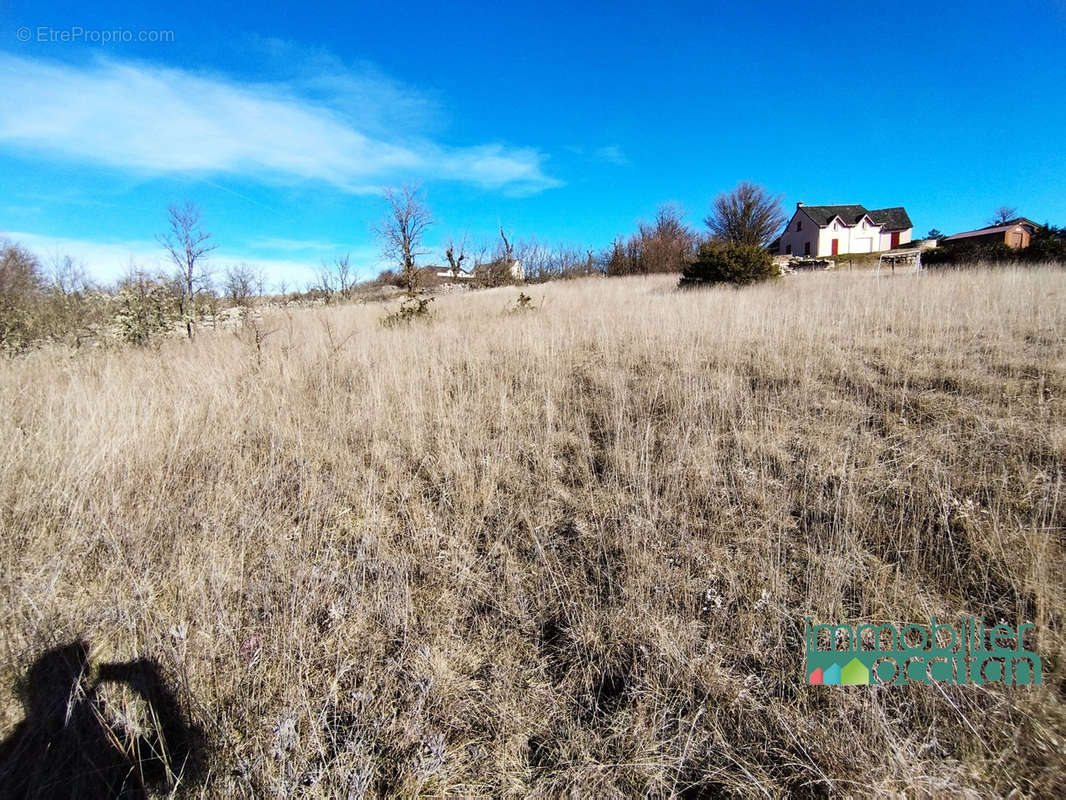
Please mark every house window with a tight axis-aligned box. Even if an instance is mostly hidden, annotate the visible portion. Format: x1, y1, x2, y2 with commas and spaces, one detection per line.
797, 219, 802, 232
786, 243, 792, 255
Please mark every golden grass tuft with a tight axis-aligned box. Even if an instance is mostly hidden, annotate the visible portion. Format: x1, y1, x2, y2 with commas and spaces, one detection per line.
1, 267, 1064, 797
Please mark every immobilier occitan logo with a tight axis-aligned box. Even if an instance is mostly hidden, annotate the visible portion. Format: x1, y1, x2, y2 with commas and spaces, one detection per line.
804, 617, 1041, 686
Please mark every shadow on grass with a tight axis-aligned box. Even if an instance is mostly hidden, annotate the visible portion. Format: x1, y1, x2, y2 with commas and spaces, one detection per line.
0, 640, 203, 799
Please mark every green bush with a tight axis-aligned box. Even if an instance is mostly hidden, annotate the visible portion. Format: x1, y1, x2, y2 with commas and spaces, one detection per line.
1026, 225, 1066, 262
679, 242, 779, 287
922, 242, 1015, 266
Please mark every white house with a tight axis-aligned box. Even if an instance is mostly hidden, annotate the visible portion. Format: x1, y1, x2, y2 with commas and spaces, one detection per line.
432, 258, 526, 283
777, 203, 913, 258
474, 258, 526, 282
434, 265, 475, 281
507, 259, 526, 281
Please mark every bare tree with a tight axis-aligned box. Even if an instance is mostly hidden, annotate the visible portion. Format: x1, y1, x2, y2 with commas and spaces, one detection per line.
314, 254, 356, 302
497, 226, 515, 262
443, 236, 468, 279
603, 204, 696, 276
510, 239, 592, 282
472, 227, 522, 287
704, 181, 785, 248
988, 206, 1018, 226
378, 185, 432, 294
0, 241, 44, 302
312, 262, 337, 300
224, 263, 262, 307
640, 204, 697, 273
514, 238, 550, 281
47, 251, 91, 296
333, 254, 355, 300
158, 202, 217, 338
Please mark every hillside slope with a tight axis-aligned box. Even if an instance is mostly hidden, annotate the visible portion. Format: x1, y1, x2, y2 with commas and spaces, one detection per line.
1, 269, 1064, 797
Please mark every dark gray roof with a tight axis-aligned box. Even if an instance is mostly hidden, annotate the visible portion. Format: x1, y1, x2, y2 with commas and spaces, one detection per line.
867, 207, 913, 231
796, 205, 868, 226
795, 204, 912, 231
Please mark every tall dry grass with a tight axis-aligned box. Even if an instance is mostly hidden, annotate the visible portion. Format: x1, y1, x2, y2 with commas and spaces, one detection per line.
1, 268, 1064, 797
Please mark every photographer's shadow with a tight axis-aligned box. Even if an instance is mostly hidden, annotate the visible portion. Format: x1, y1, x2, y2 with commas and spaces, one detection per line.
0, 640, 203, 799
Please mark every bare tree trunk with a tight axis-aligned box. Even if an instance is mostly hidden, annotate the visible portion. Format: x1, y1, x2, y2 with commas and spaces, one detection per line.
158, 202, 216, 339
379, 185, 433, 297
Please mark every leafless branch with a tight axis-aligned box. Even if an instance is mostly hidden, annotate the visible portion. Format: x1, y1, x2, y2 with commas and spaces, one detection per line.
377, 185, 433, 295
704, 182, 785, 248
157, 202, 217, 338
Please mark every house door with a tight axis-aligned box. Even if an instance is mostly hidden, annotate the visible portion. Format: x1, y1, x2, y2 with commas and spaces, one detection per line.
831, 239, 839, 255
890, 231, 900, 249
804, 241, 811, 256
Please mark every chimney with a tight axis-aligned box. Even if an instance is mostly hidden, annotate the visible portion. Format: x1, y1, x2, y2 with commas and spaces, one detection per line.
796, 201, 804, 209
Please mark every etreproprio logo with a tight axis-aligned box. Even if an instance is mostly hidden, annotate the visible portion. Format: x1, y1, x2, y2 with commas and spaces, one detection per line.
805, 617, 1041, 686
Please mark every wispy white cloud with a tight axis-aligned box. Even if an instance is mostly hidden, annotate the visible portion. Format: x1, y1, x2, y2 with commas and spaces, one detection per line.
0, 53, 561, 195
1, 231, 165, 278
564, 144, 630, 167
244, 36, 445, 137
592, 145, 630, 166
247, 237, 347, 253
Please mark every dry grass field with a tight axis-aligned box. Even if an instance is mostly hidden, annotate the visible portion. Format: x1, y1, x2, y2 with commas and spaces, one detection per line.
1, 267, 1064, 797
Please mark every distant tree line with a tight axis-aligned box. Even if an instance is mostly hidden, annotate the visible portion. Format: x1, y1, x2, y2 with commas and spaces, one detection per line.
603, 182, 786, 283
604, 205, 697, 276
0, 181, 788, 351
6, 181, 1060, 353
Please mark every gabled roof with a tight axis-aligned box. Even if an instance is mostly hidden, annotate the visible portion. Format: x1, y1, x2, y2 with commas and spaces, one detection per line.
794, 204, 913, 231
867, 207, 913, 231
796, 205, 868, 227
824, 212, 874, 229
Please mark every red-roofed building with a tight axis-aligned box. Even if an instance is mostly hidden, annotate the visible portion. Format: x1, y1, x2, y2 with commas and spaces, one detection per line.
942, 218, 1040, 250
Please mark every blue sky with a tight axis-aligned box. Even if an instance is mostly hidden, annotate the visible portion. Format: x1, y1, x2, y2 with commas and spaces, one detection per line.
2, 0, 1065, 286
